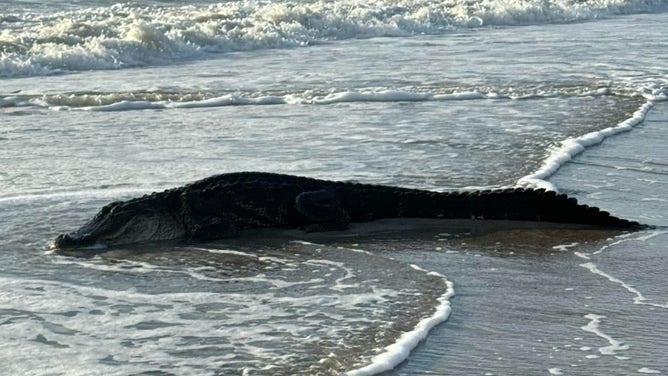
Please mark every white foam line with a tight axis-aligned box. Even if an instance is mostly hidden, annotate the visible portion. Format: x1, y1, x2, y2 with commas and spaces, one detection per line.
574, 232, 641, 259
0, 275, 223, 302
51, 256, 168, 272
182, 247, 260, 259
222, 274, 326, 289
517, 100, 655, 191
82, 95, 287, 111
290, 240, 323, 246
52, 256, 228, 283
0, 187, 152, 204
337, 246, 374, 255
257, 256, 291, 264
409, 263, 446, 279
345, 269, 454, 376
638, 367, 662, 374
552, 242, 579, 252
54, 250, 310, 287
581, 314, 630, 355
40, 89, 613, 112
591, 232, 636, 255
580, 262, 668, 308
306, 259, 357, 290
579, 231, 668, 307
66, 91, 490, 111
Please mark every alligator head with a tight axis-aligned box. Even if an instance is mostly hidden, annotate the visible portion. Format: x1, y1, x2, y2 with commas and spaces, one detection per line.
54, 196, 185, 249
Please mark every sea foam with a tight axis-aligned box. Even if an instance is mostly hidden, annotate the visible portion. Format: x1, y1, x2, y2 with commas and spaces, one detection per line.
1, 86, 621, 111
345, 265, 454, 375
517, 99, 655, 191
2, 0, 668, 77
1, 241, 456, 375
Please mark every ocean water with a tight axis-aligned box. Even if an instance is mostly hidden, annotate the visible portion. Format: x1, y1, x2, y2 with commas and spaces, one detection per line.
1, 0, 667, 374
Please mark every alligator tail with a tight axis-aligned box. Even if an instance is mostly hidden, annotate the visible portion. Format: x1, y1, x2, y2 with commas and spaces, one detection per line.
390, 188, 643, 229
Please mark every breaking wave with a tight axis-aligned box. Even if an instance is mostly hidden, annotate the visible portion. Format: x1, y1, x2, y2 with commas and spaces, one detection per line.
1, 0, 667, 77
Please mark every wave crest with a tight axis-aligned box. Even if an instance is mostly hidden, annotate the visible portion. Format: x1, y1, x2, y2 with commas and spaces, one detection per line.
1, 0, 666, 77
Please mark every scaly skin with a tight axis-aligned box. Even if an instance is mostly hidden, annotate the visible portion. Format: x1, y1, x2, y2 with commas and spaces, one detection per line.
54, 172, 643, 249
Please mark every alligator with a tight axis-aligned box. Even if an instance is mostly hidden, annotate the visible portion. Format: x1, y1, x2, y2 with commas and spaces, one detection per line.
53, 172, 643, 249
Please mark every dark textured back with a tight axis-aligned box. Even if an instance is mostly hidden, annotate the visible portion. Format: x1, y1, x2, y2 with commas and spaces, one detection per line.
180, 172, 641, 229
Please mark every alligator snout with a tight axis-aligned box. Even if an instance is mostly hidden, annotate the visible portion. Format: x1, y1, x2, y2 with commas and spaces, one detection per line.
53, 233, 97, 249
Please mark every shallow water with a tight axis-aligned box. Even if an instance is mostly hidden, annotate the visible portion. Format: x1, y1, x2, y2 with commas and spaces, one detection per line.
2, 241, 452, 375
1, 1, 668, 374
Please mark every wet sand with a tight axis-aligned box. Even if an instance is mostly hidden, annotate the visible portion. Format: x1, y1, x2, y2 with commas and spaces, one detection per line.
201, 217, 665, 375
213, 216, 668, 375
380, 102, 668, 375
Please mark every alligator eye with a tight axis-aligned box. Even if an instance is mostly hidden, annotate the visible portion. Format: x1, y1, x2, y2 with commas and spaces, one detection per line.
100, 201, 120, 215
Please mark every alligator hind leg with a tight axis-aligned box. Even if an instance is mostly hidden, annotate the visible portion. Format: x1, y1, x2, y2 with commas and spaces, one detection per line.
295, 189, 350, 232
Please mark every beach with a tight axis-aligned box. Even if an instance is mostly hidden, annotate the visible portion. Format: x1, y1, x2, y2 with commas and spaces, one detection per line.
1, 1, 667, 374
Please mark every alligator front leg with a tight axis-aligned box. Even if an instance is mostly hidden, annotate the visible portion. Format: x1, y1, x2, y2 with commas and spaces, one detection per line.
180, 188, 238, 240
295, 189, 350, 232
189, 216, 238, 240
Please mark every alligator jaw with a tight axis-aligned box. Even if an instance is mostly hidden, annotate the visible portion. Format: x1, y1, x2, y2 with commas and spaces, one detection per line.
53, 232, 104, 250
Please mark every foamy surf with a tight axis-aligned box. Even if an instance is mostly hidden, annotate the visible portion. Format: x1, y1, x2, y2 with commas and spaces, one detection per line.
517, 99, 656, 191
2, 242, 454, 375
2, 0, 668, 77
581, 313, 630, 356
0, 86, 630, 111
345, 265, 454, 376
